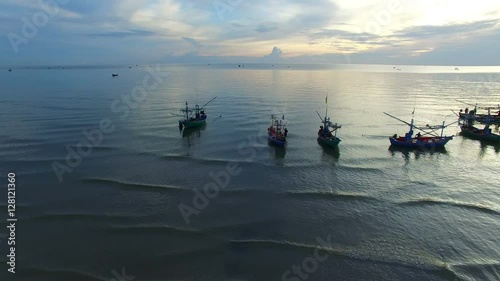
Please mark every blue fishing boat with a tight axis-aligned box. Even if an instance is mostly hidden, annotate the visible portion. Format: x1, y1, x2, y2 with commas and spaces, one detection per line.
459, 112, 500, 142
174, 96, 216, 130
456, 100, 500, 125
316, 95, 341, 148
268, 115, 288, 147
384, 111, 456, 149
461, 123, 500, 142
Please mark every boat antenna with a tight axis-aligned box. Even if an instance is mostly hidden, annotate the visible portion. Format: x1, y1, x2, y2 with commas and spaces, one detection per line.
441, 116, 446, 137
410, 108, 415, 136
199, 96, 217, 110
196, 87, 199, 106
413, 92, 417, 111
384, 112, 413, 129
316, 111, 324, 122
325, 95, 328, 122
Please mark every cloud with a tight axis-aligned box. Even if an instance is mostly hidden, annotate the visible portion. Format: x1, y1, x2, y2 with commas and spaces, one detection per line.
261, 46, 283, 62
1, 0, 500, 65
87, 29, 157, 38
255, 23, 279, 33
393, 19, 499, 39
182, 37, 201, 49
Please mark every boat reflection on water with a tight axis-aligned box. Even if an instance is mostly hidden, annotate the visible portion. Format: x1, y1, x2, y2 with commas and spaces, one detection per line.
389, 145, 448, 162
319, 142, 340, 162
269, 146, 286, 165
181, 123, 206, 138
274, 147, 286, 158
180, 124, 206, 148
479, 140, 500, 156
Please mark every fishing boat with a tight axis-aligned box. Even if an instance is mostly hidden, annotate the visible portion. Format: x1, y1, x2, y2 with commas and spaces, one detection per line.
384, 111, 456, 149
459, 113, 500, 142
174, 96, 216, 130
316, 96, 341, 148
460, 123, 500, 142
456, 100, 500, 124
268, 115, 288, 147
458, 112, 500, 124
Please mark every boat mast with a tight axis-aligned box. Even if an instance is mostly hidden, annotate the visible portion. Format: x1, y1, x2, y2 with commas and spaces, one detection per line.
324, 95, 328, 134
325, 95, 328, 121
441, 120, 445, 137
199, 96, 217, 111
185, 101, 189, 120
409, 108, 415, 138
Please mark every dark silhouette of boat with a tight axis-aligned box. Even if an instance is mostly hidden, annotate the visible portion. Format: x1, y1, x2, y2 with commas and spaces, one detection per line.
174, 97, 217, 130
268, 114, 288, 147
316, 95, 341, 148
384, 111, 456, 149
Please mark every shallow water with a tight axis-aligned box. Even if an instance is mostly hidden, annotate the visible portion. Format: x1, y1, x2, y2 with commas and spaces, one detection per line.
0, 64, 499, 281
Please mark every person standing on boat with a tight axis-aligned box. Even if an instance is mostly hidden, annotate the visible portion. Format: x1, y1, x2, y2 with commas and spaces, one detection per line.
484, 124, 491, 135
404, 128, 413, 141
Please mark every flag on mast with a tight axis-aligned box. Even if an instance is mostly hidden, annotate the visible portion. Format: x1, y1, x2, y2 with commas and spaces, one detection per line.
325, 95, 328, 104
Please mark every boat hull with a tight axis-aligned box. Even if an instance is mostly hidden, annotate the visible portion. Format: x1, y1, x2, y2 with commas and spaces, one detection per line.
460, 125, 500, 142
267, 125, 287, 147
389, 136, 452, 149
317, 136, 341, 148
182, 119, 206, 128
459, 113, 500, 124
268, 135, 286, 147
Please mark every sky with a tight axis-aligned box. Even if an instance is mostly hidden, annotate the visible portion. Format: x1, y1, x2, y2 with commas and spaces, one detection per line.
1, 0, 500, 66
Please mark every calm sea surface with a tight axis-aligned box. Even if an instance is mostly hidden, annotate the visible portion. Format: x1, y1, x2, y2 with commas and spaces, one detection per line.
0, 64, 499, 281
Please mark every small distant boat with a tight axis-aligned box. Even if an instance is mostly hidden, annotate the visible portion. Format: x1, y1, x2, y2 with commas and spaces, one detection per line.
8, 69, 12, 72
455, 67, 459, 71
460, 123, 500, 142
268, 115, 288, 147
459, 112, 500, 124
384, 111, 456, 149
112, 74, 118, 77
175, 96, 217, 129
456, 101, 500, 124
316, 95, 341, 148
